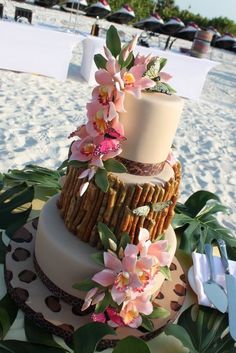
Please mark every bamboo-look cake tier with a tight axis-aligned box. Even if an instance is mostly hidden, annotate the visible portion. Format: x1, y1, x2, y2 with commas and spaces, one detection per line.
57, 163, 181, 248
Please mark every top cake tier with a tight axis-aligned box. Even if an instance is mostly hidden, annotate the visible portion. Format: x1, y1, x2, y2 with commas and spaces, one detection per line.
119, 92, 184, 164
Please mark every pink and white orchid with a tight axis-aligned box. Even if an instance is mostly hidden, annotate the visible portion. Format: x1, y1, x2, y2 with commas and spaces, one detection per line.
121, 65, 155, 98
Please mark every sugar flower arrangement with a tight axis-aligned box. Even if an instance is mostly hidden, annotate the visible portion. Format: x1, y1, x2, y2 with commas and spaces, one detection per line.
69, 25, 174, 195
73, 223, 171, 330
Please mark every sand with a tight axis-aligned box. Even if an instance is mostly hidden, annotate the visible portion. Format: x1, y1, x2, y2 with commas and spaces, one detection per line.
0, 1, 236, 234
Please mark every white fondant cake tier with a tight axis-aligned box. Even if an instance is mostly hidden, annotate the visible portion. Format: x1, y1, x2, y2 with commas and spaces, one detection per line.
119, 92, 184, 164
35, 195, 177, 300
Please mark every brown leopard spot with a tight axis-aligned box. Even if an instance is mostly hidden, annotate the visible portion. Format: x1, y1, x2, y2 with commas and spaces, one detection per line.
180, 274, 186, 283
12, 228, 33, 243
170, 301, 182, 311
169, 263, 177, 271
13, 287, 29, 302
45, 296, 61, 312
18, 270, 37, 283
174, 284, 186, 296
156, 292, 164, 299
58, 324, 74, 333
12, 248, 30, 261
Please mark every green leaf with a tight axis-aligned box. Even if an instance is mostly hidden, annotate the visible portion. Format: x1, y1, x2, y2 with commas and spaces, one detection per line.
0, 341, 68, 353
147, 306, 170, 319
98, 222, 117, 250
103, 159, 127, 173
24, 317, 67, 351
141, 315, 154, 332
0, 183, 34, 236
0, 294, 18, 339
73, 322, 116, 353
91, 252, 104, 266
159, 266, 171, 281
68, 160, 88, 169
106, 25, 121, 58
113, 336, 151, 353
165, 304, 236, 353
118, 232, 130, 251
94, 54, 107, 69
173, 190, 235, 255
57, 159, 69, 170
0, 232, 7, 264
95, 168, 109, 193
73, 278, 97, 291
95, 292, 111, 313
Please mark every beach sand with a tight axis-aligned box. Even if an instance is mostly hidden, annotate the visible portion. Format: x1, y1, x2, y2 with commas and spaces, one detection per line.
0, 1, 236, 231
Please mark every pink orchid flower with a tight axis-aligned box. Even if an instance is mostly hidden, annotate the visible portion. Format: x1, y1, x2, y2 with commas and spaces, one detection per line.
134, 53, 153, 66
121, 64, 155, 98
68, 124, 88, 139
106, 307, 125, 327
82, 287, 98, 311
120, 294, 153, 328
137, 228, 171, 266
91, 312, 106, 323
121, 34, 139, 61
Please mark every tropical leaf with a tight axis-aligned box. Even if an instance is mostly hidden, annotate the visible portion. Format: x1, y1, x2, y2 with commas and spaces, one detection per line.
113, 336, 151, 353
94, 54, 107, 69
57, 159, 69, 170
73, 322, 116, 353
173, 190, 235, 254
98, 222, 117, 250
95, 168, 109, 193
24, 317, 68, 351
0, 294, 18, 339
0, 182, 34, 235
165, 304, 235, 353
0, 341, 68, 353
4, 165, 63, 201
106, 25, 121, 58
104, 159, 127, 173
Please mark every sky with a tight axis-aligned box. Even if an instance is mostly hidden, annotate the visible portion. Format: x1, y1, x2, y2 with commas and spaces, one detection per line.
174, 0, 236, 22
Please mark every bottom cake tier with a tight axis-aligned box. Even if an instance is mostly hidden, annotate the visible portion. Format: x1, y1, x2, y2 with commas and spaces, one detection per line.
34, 194, 177, 302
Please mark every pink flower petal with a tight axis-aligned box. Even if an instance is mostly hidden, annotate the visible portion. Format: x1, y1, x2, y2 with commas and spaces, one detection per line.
134, 295, 153, 315
92, 269, 116, 287
129, 64, 146, 80
122, 255, 137, 273
137, 77, 156, 89
92, 312, 106, 323
81, 298, 92, 311
107, 102, 118, 121
106, 58, 120, 75
157, 251, 171, 266
159, 71, 172, 82
104, 252, 122, 272
79, 182, 89, 196
111, 286, 126, 305
127, 314, 142, 328
95, 70, 113, 85
124, 244, 138, 257
92, 292, 105, 305
148, 240, 168, 256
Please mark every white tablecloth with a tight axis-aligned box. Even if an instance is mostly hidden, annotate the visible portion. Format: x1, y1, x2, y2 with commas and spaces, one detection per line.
80, 36, 218, 100
0, 20, 84, 80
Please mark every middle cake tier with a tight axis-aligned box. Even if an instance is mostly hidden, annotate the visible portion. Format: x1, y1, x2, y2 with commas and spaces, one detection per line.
57, 161, 181, 248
